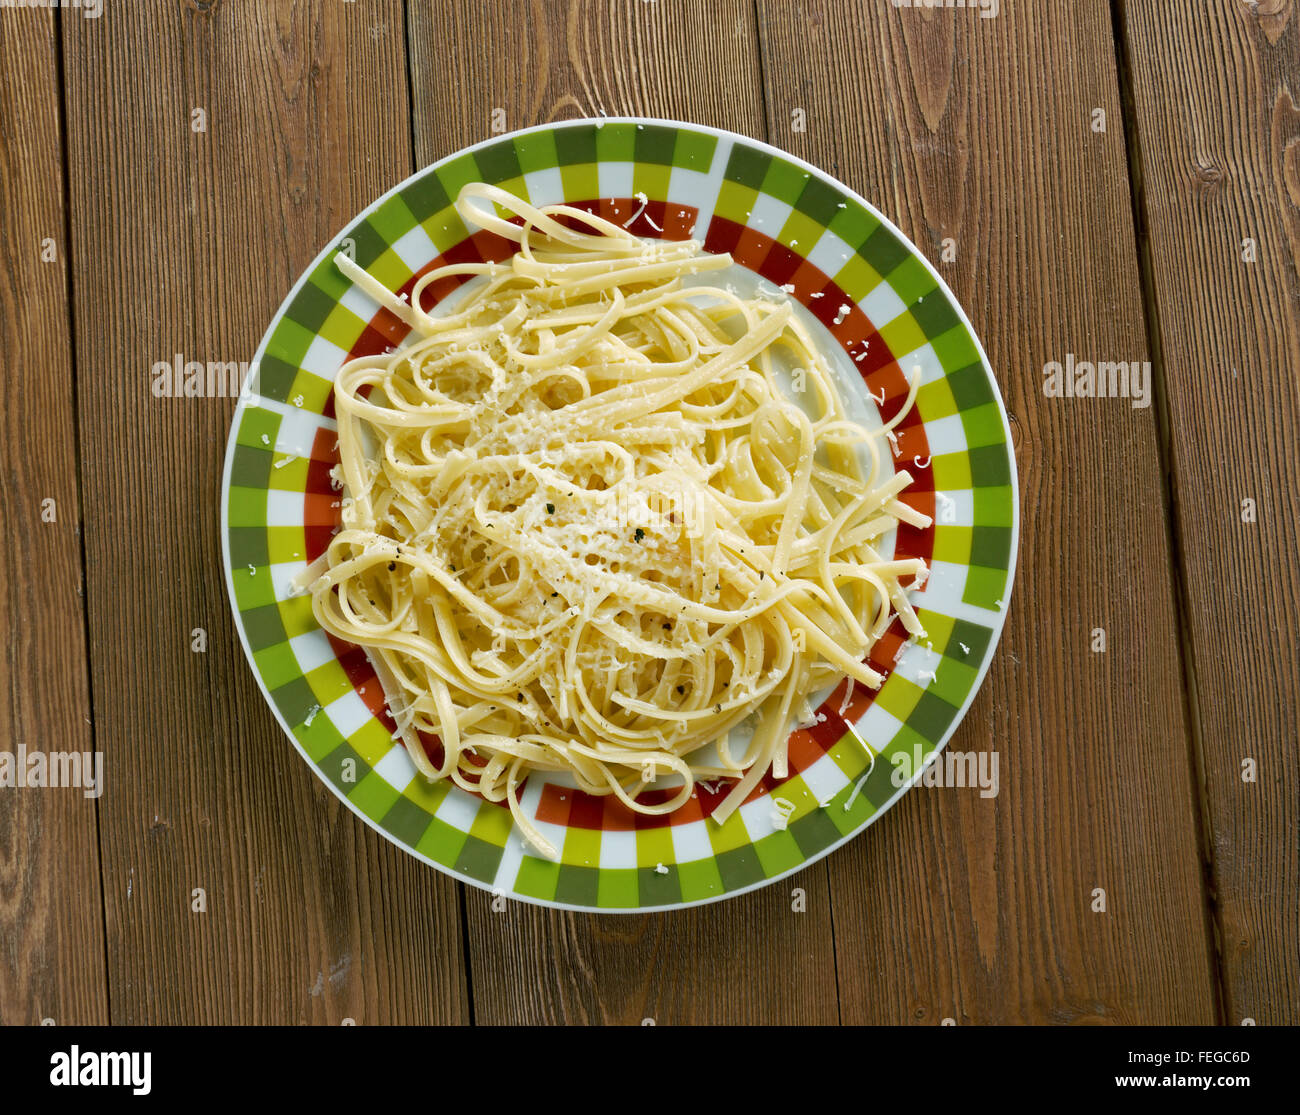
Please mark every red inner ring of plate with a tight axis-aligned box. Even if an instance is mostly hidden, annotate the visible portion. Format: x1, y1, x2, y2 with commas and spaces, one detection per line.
301, 196, 935, 829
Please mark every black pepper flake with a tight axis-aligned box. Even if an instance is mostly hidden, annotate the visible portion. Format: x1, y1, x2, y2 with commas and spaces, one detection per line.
387, 561, 396, 571
662, 622, 671, 630
550, 591, 558, 597
633, 527, 645, 542
546, 503, 555, 514
675, 685, 684, 695
516, 693, 524, 701
714, 704, 722, 713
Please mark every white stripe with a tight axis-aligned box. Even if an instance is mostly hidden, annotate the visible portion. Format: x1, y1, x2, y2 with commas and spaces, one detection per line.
373, 744, 417, 793
684, 135, 734, 245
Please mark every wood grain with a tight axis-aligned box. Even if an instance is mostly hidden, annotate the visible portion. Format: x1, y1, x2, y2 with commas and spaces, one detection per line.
0, 7, 107, 1026
409, 0, 768, 151
756, 0, 1217, 1023
60, 0, 467, 1023
406, 0, 841, 1024
1119, 0, 1300, 1024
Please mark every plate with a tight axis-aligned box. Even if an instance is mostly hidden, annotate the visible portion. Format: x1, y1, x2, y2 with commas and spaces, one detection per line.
221, 119, 1018, 911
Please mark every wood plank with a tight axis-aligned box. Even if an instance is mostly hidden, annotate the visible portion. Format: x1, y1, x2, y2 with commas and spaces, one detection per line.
406, 0, 842, 1024
0, 7, 107, 1026
61, 1, 467, 1023
1119, 0, 1300, 1024
756, 0, 1217, 1022
409, 0, 768, 150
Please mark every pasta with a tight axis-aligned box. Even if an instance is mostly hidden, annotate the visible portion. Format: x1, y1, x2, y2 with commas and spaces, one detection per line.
305, 183, 930, 858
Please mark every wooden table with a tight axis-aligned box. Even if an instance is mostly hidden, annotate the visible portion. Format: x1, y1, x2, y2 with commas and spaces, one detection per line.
2, 0, 1296, 1026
